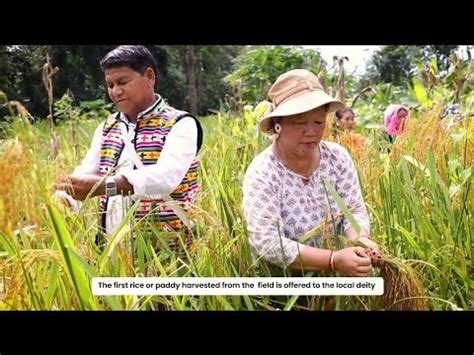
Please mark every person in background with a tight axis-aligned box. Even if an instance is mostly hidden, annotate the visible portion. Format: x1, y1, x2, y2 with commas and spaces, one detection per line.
384, 104, 409, 143
334, 107, 356, 132
333, 107, 365, 158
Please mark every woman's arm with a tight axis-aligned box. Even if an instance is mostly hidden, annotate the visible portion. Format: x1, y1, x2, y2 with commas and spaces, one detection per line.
290, 245, 373, 276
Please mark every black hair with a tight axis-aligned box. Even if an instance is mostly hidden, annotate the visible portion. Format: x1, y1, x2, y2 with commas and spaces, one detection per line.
335, 107, 354, 120
100, 45, 158, 77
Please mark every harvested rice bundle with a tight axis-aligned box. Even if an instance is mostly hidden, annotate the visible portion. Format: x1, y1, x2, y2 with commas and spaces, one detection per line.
377, 254, 430, 310
300, 222, 430, 310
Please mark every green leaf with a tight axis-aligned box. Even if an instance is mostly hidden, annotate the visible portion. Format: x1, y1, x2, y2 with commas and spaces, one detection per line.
460, 167, 472, 185
430, 57, 438, 74
412, 77, 430, 108
46, 200, 97, 310
45, 262, 60, 309
323, 178, 361, 234
98, 224, 131, 274
395, 224, 426, 259
283, 295, 300, 311
243, 295, 254, 310
98, 202, 139, 273
400, 159, 417, 202
449, 184, 461, 197
448, 158, 462, 174
403, 155, 430, 178
450, 129, 466, 144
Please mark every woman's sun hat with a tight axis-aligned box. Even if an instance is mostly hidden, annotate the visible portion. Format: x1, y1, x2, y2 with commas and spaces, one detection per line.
259, 69, 345, 134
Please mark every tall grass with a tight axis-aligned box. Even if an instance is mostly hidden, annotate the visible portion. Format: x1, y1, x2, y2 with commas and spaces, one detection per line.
0, 107, 472, 310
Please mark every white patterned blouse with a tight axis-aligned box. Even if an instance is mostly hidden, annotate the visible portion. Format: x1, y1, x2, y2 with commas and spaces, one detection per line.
243, 141, 370, 267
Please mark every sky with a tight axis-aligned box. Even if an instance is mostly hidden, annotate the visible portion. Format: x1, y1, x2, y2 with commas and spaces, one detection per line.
311, 45, 381, 76
311, 45, 471, 76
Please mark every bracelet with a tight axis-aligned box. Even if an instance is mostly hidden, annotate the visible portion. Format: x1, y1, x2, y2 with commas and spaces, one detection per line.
358, 233, 370, 239
329, 250, 337, 272
328, 250, 336, 272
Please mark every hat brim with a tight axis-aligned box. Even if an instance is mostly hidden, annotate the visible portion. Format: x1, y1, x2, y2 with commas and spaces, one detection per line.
259, 91, 345, 133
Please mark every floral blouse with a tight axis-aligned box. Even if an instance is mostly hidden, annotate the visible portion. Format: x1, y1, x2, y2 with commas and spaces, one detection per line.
242, 141, 370, 267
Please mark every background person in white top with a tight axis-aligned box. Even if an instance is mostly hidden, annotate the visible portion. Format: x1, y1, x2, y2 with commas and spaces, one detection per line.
54, 45, 202, 244
243, 69, 383, 276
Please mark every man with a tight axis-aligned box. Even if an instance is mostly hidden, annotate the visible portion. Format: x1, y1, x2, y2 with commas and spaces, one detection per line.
55, 45, 203, 249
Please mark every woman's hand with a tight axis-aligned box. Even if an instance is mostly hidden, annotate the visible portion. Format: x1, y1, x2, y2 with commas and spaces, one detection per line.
333, 247, 372, 277
357, 236, 384, 268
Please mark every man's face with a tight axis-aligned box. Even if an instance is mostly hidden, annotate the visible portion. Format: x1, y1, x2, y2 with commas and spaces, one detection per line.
105, 66, 155, 119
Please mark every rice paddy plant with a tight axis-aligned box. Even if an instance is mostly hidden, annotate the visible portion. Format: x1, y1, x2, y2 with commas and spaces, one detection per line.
0, 105, 471, 310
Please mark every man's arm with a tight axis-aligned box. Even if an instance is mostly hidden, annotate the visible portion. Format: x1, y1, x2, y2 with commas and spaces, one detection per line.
53, 121, 105, 206
54, 174, 133, 201
55, 117, 199, 201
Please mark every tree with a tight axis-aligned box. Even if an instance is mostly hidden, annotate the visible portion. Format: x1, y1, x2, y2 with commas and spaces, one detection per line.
0, 46, 43, 119
421, 45, 459, 74
183, 46, 198, 116
361, 46, 419, 87
150, 46, 241, 116
0, 45, 116, 119
194, 46, 242, 114
0, 45, 242, 119
150, 46, 186, 111
360, 45, 459, 89
226, 46, 323, 106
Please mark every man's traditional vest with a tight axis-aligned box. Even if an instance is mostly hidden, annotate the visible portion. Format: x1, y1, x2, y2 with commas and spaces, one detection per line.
98, 103, 200, 234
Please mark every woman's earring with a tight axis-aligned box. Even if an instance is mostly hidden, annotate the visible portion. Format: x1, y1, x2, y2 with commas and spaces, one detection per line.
274, 123, 281, 134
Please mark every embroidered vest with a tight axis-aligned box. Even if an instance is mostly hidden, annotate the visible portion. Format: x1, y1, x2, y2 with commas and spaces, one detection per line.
98, 104, 200, 233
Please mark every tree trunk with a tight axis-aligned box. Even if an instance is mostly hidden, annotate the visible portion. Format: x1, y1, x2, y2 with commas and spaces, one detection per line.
184, 46, 198, 116
335, 56, 347, 103
42, 54, 59, 158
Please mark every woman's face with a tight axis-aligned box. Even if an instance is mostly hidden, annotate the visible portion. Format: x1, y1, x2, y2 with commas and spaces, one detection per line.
336, 110, 355, 131
397, 108, 408, 121
277, 106, 327, 157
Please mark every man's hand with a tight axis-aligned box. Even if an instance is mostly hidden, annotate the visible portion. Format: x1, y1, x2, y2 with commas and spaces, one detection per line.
57, 195, 72, 208
54, 175, 103, 201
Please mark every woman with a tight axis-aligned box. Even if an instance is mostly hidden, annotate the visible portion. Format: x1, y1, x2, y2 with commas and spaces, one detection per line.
334, 107, 356, 132
384, 104, 409, 143
243, 69, 383, 276
333, 107, 365, 158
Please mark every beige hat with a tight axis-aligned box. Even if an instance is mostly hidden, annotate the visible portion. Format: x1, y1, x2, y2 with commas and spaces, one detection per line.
259, 69, 345, 133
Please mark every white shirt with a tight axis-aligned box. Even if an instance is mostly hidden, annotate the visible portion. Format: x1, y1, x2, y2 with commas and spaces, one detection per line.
58, 100, 198, 235
242, 141, 370, 268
